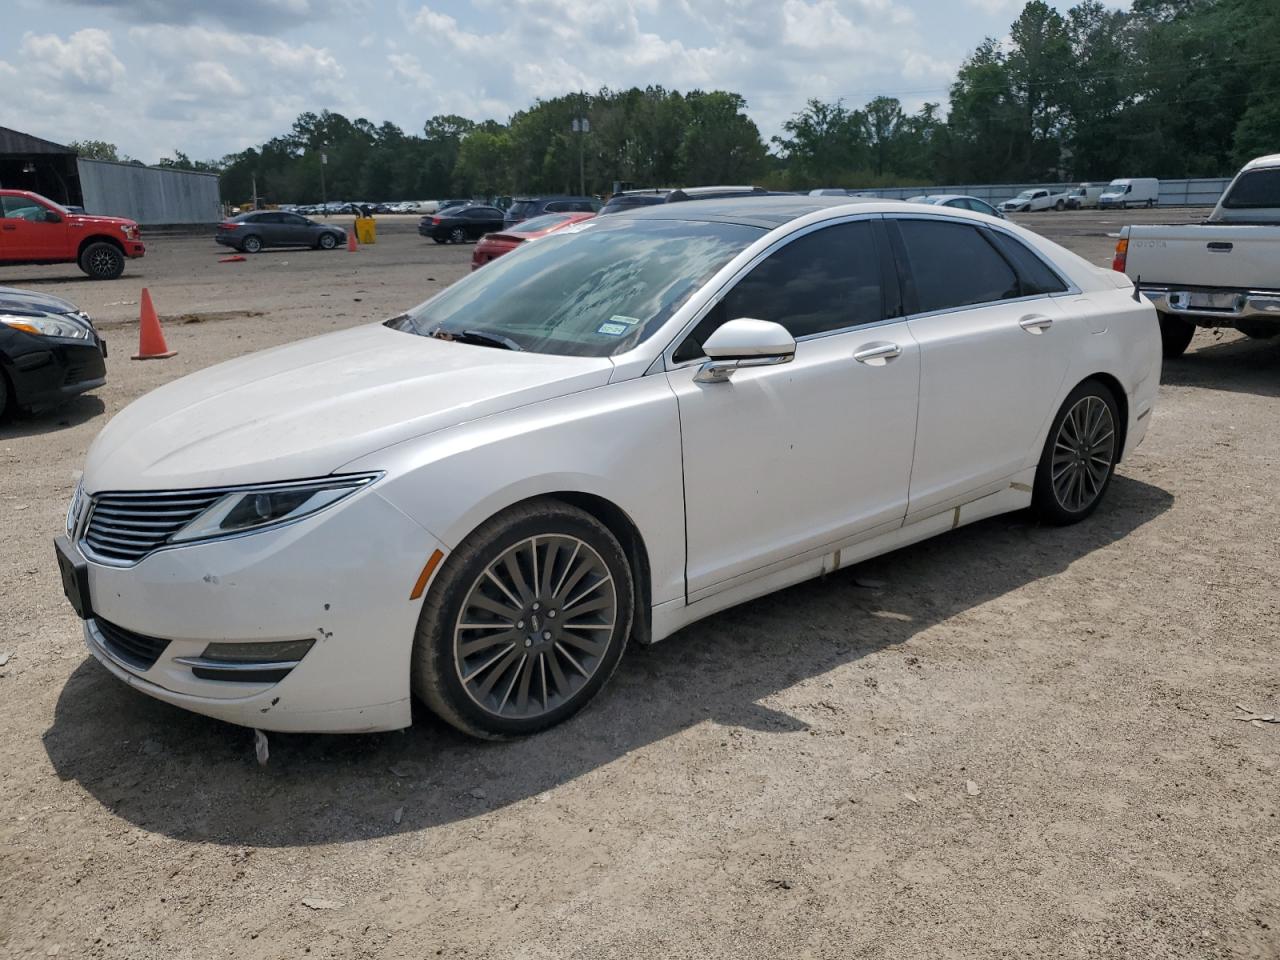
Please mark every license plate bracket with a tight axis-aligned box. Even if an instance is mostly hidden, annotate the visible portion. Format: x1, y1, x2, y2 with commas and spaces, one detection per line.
54, 535, 92, 620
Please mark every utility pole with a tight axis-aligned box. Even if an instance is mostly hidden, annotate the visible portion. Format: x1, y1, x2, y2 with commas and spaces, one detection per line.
319, 149, 328, 216
571, 116, 589, 195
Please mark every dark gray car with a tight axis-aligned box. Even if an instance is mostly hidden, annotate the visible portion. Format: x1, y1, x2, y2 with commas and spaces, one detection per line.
215, 212, 347, 253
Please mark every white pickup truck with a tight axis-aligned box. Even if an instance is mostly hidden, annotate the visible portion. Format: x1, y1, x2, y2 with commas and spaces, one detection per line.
1115, 154, 1280, 357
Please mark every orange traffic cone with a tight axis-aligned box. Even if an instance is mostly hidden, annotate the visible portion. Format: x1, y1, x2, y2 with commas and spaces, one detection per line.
132, 288, 176, 360
347, 230, 358, 252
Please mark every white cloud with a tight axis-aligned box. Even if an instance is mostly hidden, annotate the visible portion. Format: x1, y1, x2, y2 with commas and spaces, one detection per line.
20, 28, 127, 93
53, 0, 357, 32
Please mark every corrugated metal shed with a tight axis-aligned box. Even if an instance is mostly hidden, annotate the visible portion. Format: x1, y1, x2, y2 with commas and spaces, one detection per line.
77, 158, 222, 225
0, 126, 74, 155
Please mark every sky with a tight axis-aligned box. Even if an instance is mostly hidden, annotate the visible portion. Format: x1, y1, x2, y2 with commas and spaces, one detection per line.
1, 0, 1126, 164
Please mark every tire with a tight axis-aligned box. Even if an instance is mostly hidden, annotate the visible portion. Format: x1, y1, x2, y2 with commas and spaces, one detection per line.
1146, 199, 1155, 208
241, 235, 263, 253
1120, 201, 1128, 210
1032, 379, 1121, 526
1236, 319, 1279, 340
1054, 199, 1065, 211
318, 232, 337, 250
1158, 312, 1196, 358
433, 237, 446, 244
0, 369, 9, 420
449, 227, 466, 244
78, 242, 125, 280
412, 498, 635, 739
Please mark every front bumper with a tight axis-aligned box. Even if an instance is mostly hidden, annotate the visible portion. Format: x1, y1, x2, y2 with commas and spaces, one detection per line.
1139, 285, 1280, 326
9, 334, 107, 410
124, 240, 145, 258
72, 486, 443, 733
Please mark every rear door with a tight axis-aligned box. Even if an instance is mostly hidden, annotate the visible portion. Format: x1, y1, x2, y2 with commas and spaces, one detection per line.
889, 216, 1076, 518
669, 217, 922, 599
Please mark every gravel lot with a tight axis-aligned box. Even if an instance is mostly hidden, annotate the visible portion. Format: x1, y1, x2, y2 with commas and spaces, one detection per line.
1, 210, 1277, 959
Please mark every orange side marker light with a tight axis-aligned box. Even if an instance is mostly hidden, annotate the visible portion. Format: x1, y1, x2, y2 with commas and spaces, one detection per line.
409, 549, 444, 600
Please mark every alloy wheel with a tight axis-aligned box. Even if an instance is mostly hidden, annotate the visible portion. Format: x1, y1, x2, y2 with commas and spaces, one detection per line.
1051, 395, 1116, 513
453, 534, 617, 721
89, 249, 118, 277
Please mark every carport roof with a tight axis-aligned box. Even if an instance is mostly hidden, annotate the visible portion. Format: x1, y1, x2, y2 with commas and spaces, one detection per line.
0, 127, 74, 156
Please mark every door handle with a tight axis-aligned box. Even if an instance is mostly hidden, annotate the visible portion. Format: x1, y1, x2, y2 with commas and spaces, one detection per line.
1, 224, 15, 231
853, 341, 902, 365
1207, 241, 1232, 252
1019, 314, 1054, 334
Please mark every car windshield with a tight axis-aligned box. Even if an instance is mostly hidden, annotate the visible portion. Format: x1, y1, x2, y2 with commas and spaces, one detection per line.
388, 217, 764, 357
510, 213, 573, 234
1014, 190, 1035, 199
506, 201, 538, 218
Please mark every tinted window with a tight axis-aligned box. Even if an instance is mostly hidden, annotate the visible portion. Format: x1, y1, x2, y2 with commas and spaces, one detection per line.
258, 212, 287, 223
507, 201, 538, 218
1222, 169, 1280, 209
896, 220, 1020, 313
673, 220, 883, 362
392, 218, 763, 358
282, 213, 309, 225
986, 230, 1067, 296
545, 201, 569, 212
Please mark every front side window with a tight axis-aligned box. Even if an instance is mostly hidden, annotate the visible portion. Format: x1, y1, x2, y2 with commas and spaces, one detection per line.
896, 219, 1020, 314
1, 196, 55, 221
1221, 169, 1280, 209
390, 217, 763, 357
672, 220, 884, 362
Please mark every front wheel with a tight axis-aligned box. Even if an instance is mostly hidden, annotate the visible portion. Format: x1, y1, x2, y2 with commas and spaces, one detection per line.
1055, 199, 1065, 211
78, 242, 125, 280
318, 232, 337, 250
1158, 313, 1196, 358
412, 499, 634, 739
1032, 380, 1121, 526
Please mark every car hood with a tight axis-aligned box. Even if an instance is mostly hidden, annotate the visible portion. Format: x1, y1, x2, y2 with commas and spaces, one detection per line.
0, 285, 80, 316
68, 213, 137, 229
82, 324, 615, 492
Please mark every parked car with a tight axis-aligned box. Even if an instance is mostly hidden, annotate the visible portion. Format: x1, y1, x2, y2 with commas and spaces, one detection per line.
906, 195, 1005, 218
215, 211, 346, 253
471, 211, 596, 269
598, 185, 773, 215
56, 196, 1159, 739
504, 196, 600, 229
0, 189, 144, 280
418, 205, 506, 243
0, 286, 106, 417
436, 199, 471, 213
999, 188, 1069, 213
1065, 183, 1107, 210
1114, 154, 1280, 357
1098, 178, 1159, 209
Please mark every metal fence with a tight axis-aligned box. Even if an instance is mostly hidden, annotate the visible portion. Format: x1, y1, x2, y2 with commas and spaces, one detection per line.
77, 158, 222, 225
844, 177, 1232, 207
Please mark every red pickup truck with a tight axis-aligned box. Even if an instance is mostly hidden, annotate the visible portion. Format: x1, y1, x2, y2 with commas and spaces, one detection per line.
0, 189, 145, 279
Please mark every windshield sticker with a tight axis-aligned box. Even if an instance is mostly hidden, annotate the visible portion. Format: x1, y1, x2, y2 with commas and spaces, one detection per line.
608, 315, 640, 326
596, 321, 630, 336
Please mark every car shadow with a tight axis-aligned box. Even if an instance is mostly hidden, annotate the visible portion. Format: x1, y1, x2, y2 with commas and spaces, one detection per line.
1164, 333, 1280, 397
0, 394, 105, 437
42, 475, 1172, 847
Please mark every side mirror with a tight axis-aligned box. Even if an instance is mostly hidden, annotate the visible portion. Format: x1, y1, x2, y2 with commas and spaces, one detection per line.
694, 318, 796, 383
43, 210, 62, 224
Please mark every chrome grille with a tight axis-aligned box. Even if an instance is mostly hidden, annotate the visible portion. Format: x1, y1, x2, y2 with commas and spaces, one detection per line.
82, 490, 223, 564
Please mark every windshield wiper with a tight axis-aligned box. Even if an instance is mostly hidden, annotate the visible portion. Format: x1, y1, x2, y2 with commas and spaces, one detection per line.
430, 327, 523, 351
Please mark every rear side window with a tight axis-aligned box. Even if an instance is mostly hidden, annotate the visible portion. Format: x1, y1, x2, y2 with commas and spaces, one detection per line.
673, 220, 883, 362
1222, 169, 1280, 209
986, 230, 1068, 295
507, 201, 537, 218
895, 220, 1020, 313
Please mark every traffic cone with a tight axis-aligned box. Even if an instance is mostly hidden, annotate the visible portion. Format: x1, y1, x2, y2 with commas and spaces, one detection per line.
132, 288, 176, 360
347, 230, 358, 252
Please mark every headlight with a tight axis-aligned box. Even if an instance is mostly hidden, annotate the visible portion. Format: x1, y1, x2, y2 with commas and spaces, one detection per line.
119, 224, 139, 239
170, 474, 380, 544
1, 313, 92, 340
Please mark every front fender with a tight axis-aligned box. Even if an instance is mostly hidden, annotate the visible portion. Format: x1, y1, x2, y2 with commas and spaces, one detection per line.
342, 375, 687, 606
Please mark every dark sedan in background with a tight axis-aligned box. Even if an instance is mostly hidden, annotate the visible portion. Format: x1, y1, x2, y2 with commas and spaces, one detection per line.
215, 211, 347, 253
0, 286, 106, 417
418, 205, 506, 243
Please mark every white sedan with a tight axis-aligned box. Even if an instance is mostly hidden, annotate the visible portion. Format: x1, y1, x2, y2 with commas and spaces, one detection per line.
55, 198, 1161, 739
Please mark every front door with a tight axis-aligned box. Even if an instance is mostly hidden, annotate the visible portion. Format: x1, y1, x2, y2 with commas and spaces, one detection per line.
1, 195, 68, 259
889, 217, 1076, 517
668, 218, 921, 599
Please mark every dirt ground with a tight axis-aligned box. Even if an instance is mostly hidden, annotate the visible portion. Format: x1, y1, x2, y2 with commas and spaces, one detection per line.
1, 210, 1276, 959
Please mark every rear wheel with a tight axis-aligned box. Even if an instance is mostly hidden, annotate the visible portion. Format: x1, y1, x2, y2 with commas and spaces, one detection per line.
412, 499, 634, 739
78, 242, 125, 280
1158, 312, 1196, 358
1235, 319, 1279, 340
449, 227, 466, 244
1054, 199, 1065, 211
1033, 379, 1121, 525
241, 234, 263, 253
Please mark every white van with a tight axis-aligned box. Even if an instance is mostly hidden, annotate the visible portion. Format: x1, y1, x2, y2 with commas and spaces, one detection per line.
1065, 183, 1106, 209
1099, 178, 1159, 209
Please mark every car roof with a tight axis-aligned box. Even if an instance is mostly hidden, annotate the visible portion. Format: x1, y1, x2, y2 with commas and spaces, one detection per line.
610, 194, 885, 228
